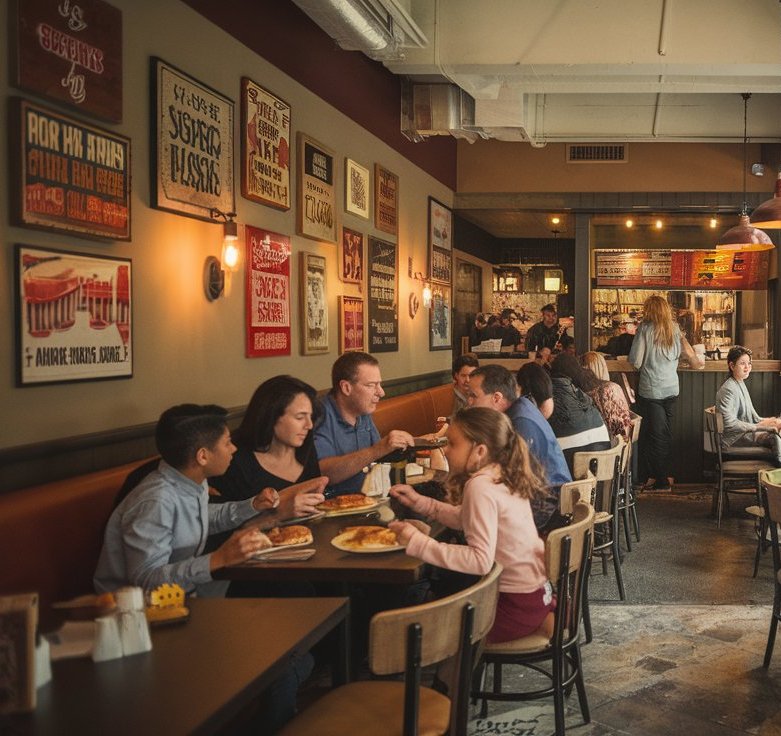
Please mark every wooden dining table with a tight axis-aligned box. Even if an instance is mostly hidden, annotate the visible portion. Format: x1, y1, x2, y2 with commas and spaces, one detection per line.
2, 597, 349, 736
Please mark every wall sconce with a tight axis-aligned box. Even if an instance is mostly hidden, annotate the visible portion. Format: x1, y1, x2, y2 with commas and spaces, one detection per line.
210, 208, 240, 271
204, 256, 225, 301
544, 269, 563, 293
411, 271, 432, 308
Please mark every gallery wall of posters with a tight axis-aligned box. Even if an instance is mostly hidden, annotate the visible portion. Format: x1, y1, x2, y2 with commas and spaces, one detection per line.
11, 98, 131, 241
297, 133, 336, 243
367, 236, 398, 353
339, 296, 365, 353
345, 158, 369, 219
430, 284, 452, 351
15, 245, 132, 386
151, 57, 234, 221
12, 0, 123, 123
245, 226, 291, 357
301, 252, 329, 354
241, 77, 290, 210
374, 164, 398, 236
429, 197, 452, 284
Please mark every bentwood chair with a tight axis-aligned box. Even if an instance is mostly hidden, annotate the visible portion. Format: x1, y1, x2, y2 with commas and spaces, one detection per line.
279, 563, 502, 736
473, 502, 595, 736
559, 474, 597, 517
759, 469, 781, 668
617, 413, 642, 550
703, 407, 774, 529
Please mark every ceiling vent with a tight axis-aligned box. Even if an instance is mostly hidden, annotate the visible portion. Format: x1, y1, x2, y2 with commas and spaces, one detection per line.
567, 144, 628, 163
401, 81, 477, 142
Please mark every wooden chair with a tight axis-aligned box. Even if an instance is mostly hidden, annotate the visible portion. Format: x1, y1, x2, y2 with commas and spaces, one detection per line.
703, 407, 774, 529
559, 474, 597, 517
279, 563, 502, 736
573, 437, 627, 602
617, 412, 642, 550
759, 468, 781, 668
472, 502, 595, 736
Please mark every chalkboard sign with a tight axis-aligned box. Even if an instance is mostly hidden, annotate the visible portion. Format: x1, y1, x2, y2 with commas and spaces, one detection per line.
367, 236, 398, 353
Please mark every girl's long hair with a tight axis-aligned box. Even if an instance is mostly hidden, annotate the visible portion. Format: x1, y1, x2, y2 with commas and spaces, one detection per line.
447, 407, 546, 503
643, 295, 675, 350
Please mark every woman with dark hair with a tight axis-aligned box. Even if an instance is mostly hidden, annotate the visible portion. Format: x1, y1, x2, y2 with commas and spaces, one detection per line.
516, 361, 554, 419
548, 352, 611, 471
715, 346, 781, 464
579, 351, 633, 440
210, 375, 327, 518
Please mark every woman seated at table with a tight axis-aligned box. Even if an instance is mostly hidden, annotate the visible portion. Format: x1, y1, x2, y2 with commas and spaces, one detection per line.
210, 375, 328, 516
579, 351, 633, 440
548, 353, 611, 471
715, 346, 781, 464
516, 361, 554, 419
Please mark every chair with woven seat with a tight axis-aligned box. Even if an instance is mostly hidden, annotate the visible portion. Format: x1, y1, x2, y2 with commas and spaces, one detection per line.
472, 502, 595, 736
617, 412, 642, 550
758, 468, 781, 668
279, 562, 502, 736
703, 407, 774, 529
573, 437, 627, 602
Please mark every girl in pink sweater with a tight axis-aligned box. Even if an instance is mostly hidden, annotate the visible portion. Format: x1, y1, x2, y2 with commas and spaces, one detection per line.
389, 407, 554, 643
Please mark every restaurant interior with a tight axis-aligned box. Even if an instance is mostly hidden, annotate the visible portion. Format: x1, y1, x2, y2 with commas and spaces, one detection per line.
2, 1, 781, 734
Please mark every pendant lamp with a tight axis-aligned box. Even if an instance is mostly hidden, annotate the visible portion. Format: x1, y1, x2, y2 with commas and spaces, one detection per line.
716, 93, 773, 250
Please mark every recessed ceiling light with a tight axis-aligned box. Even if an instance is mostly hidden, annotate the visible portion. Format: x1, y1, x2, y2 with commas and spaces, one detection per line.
655, 219, 663, 229
625, 219, 634, 228
709, 217, 718, 229
551, 216, 561, 225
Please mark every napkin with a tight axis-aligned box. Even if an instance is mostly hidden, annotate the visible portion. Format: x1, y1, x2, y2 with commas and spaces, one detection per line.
361, 462, 391, 497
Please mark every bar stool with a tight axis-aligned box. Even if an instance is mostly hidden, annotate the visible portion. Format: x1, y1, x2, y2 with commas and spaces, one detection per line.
617, 413, 642, 551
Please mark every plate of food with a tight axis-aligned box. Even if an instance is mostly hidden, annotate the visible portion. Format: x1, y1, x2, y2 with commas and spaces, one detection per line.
317, 493, 381, 517
331, 525, 405, 553
277, 510, 326, 527
252, 525, 314, 557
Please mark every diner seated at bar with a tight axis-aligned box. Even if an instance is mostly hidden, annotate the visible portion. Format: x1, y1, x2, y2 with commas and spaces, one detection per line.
4, 3, 781, 735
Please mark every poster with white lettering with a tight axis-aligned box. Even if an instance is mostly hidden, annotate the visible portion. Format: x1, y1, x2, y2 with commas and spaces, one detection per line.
152, 58, 234, 221
297, 133, 337, 243
15, 245, 132, 386
12, 0, 123, 123
11, 98, 131, 240
241, 78, 290, 210
245, 225, 291, 357
374, 164, 398, 237
367, 236, 398, 353
339, 296, 364, 353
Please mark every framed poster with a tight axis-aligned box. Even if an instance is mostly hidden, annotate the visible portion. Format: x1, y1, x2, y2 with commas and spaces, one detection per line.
430, 284, 452, 351
245, 226, 291, 357
429, 197, 453, 284
241, 77, 290, 210
375, 164, 398, 236
367, 236, 398, 353
339, 227, 364, 284
10, 98, 131, 241
297, 133, 337, 243
345, 158, 369, 219
11, 0, 123, 122
15, 245, 132, 386
151, 57, 234, 221
301, 252, 329, 354
339, 296, 365, 353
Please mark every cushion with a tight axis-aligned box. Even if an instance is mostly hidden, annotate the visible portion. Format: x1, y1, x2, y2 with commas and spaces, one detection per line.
722, 459, 775, 473
485, 630, 552, 655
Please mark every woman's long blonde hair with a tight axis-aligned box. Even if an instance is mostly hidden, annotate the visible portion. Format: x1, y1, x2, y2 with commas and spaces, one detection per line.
642, 295, 675, 350
447, 407, 546, 503
580, 351, 610, 381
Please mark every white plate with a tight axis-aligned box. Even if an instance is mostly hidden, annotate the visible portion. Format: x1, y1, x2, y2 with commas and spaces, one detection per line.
330, 529, 406, 554
318, 500, 381, 518
251, 539, 313, 558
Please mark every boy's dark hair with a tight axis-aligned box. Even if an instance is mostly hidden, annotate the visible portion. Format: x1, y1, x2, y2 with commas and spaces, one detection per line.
155, 404, 228, 469
541, 303, 557, 314
471, 364, 517, 405
331, 351, 379, 391
452, 354, 479, 377
516, 362, 553, 405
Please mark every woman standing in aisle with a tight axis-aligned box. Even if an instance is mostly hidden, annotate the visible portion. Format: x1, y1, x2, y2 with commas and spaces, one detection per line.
629, 295, 703, 490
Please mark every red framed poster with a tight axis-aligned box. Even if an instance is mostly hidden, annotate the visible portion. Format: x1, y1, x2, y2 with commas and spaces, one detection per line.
339, 296, 364, 353
245, 226, 291, 357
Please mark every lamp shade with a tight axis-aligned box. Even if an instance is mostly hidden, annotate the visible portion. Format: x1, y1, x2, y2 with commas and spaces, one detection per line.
715, 214, 773, 249
750, 172, 781, 229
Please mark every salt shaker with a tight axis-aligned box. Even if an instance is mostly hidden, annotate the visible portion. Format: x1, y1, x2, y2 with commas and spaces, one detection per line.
115, 586, 152, 656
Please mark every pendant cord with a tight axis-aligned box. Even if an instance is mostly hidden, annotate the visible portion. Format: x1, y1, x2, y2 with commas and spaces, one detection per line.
741, 92, 751, 214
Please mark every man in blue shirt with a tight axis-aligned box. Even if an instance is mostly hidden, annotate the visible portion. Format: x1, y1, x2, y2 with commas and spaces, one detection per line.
315, 352, 414, 495
467, 364, 572, 532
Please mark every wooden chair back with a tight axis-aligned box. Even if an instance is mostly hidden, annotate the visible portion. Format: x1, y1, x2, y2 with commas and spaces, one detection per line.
546, 501, 595, 579
559, 474, 596, 516
572, 438, 625, 515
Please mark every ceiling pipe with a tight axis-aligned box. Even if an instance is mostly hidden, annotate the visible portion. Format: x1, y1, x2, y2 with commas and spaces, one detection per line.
658, 0, 672, 56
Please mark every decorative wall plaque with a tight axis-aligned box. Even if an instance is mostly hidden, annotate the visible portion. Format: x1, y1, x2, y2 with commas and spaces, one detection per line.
297, 133, 337, 243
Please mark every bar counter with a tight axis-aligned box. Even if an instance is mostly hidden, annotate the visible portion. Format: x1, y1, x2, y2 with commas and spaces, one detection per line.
482, 357, 781, 483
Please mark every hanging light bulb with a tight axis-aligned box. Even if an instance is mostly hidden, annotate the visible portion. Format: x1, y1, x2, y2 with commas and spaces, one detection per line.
716, 93, 773, 249
211, 209, 241, 271
709, 217, 719, 229
422, 282, 432, 309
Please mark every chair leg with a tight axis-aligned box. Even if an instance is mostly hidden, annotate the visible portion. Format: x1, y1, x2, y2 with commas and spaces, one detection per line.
717, 477, 725, 528
753, 535, 763, 579
621, 501, 632, 552
612, 525, 626, 601
582, 571, 593, 644
763, 587, 781, 668
551, 648, 565, 736
571, 642, 591, 724
630, 498, 641, 542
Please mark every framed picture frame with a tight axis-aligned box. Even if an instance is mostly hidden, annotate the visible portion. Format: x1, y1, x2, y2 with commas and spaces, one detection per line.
241, 77, 291, 210
374, 164, 398, 236
344, 158, 369, 219
339, 296, 365, 353
15, 245, 133, 386
301, 252, 329, 354
297, 133, 337, 243
151, 57, 234, 221
10, 98, 131, 241
429, 197, 453, 284
339, 227, 364, 284
11, 0, 123, 123
429, 284, 452, 351
245, 225, 292, 357
367, 236, 398, 353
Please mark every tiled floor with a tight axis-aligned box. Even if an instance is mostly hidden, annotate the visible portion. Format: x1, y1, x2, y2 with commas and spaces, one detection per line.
467, 490, 781, 736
